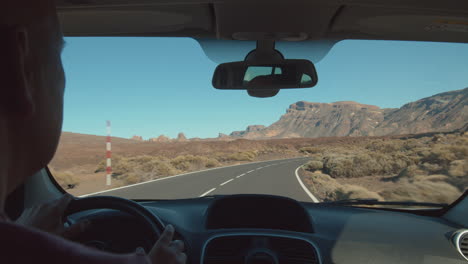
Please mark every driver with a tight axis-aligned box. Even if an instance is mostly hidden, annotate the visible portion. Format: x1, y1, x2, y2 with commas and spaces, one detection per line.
0, 1, 186, 263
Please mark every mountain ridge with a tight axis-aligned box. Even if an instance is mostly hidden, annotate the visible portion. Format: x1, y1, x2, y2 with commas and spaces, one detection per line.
227, 88, 468, 139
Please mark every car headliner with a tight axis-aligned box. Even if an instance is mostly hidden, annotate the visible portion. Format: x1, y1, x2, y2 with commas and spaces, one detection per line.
56, 0, 468, 44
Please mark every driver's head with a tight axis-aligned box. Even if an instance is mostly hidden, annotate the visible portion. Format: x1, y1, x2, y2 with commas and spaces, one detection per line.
0, 0, 65, 194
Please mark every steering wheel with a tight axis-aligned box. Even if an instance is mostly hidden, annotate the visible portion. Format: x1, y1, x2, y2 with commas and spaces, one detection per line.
64, 196, 165, 247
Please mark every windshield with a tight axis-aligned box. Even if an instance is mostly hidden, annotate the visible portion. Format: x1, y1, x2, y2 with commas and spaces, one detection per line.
49, 38, 468, 207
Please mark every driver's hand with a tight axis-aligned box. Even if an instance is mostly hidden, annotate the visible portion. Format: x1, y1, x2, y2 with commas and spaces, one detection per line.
149, 225, 186, 264
15, 193, 89, 239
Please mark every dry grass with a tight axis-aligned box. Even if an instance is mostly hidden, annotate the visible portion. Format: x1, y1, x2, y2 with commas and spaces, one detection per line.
93, 152, 258, 185
219, 151, 258, 162
49, 168, 79, 190
380, 178, 461, 204
300, 133, 468, 203
300, 171, 383, 201
303, 160, 323, 172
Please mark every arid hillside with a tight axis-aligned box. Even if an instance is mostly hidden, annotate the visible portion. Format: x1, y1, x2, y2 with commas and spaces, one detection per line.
229, 88, 468, 139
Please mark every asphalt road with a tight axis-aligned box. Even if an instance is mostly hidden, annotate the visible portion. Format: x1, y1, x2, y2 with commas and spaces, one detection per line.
85, 157, 317, 202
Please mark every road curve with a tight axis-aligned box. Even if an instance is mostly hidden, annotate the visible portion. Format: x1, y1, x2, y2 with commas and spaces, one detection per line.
84, 157, 316, 202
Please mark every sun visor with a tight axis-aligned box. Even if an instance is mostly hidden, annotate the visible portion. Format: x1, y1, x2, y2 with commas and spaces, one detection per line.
331, 6, 468, 43
196, 39, 339, 64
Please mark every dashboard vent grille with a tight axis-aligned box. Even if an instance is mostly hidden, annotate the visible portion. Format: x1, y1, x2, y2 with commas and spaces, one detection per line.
271, 237, 319, 264
204, 236, 249, 264
454, 230, 468, 261
459, 232, 468, 259
203, 235, 318, 264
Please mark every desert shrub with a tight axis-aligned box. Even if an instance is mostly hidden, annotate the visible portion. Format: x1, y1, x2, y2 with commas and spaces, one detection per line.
52, 170, 79, 189
170, 155, 220, 171
334, 184, 383, 201
414, 174, 449, 182
300, 171, 340, 201
322, 152, 412, 178
395, 165, 427, 181
154, 161, 178, 175
171, 155, 204, 171
225, 151, 257, 161
380, 178, 461, 204
401, 138, 425, 151
449, 160, 468, 177
421, 147, 458, 167
133, 155, 156, 164
94, 153, 225, 188
365, 140, 403, 153
122, 173, 141, 185
322, 155, 352, 178
300, 134, 467, 204
110, 156, 134, 176
137, 158, 178, 177
299, 147, 322, 154
387, 152, 414, 171
448, 145, 468, 158
300, 170, 382, 201
303, 160, 323, 172
415, 149, 432, 159
420, 162, 444, 174
95, 160, 106, 173
205, 158, 221, 168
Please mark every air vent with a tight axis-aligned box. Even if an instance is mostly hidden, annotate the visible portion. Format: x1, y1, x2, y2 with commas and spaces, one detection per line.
454, 230, 468, 261
204, 236, 249, 264
203, 235, 319, 264
270, 237, 319, 264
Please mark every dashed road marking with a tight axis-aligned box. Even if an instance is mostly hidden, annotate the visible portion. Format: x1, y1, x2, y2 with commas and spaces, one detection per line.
236, 173, 246, 178
247, 170, 254, 173
220, 179, 234, 186
200, 188, 216, 197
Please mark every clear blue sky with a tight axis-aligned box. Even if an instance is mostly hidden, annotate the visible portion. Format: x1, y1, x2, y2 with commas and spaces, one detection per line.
61, 38, 468, 139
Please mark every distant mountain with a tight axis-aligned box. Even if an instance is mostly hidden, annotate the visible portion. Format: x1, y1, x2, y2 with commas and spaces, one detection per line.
228, 88, 468, 139
374, 88, 468, 135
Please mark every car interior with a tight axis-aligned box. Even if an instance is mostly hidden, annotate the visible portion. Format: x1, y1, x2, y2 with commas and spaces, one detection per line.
5, 0, 468, 263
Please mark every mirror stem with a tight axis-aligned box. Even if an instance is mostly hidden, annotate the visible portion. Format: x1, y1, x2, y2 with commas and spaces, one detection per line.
256, 40, 276, 52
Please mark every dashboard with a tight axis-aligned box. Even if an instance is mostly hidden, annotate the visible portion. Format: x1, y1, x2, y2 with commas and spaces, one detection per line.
70, 194, 467, 264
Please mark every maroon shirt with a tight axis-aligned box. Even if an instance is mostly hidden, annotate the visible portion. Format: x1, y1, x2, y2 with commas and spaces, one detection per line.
0, 212, 151, 264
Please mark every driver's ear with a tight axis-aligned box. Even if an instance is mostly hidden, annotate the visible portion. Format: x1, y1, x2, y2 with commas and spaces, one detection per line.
0, 26, 35, 118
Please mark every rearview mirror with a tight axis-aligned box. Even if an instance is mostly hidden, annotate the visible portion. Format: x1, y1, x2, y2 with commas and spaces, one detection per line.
212, 59, 318, 90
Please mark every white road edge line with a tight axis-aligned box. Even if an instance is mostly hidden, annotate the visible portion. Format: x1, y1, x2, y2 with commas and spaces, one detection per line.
295, 166, 320, 203
199, 188, 216, 197
220, 178, 234, 186
79, 157, 309, 197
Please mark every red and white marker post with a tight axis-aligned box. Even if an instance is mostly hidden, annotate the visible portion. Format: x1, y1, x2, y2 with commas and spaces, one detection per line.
106, 120, 112, 186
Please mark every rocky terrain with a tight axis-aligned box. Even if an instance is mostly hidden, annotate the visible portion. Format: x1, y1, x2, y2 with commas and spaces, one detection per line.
374, 88, 468, 135
228, 88, 468, 139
